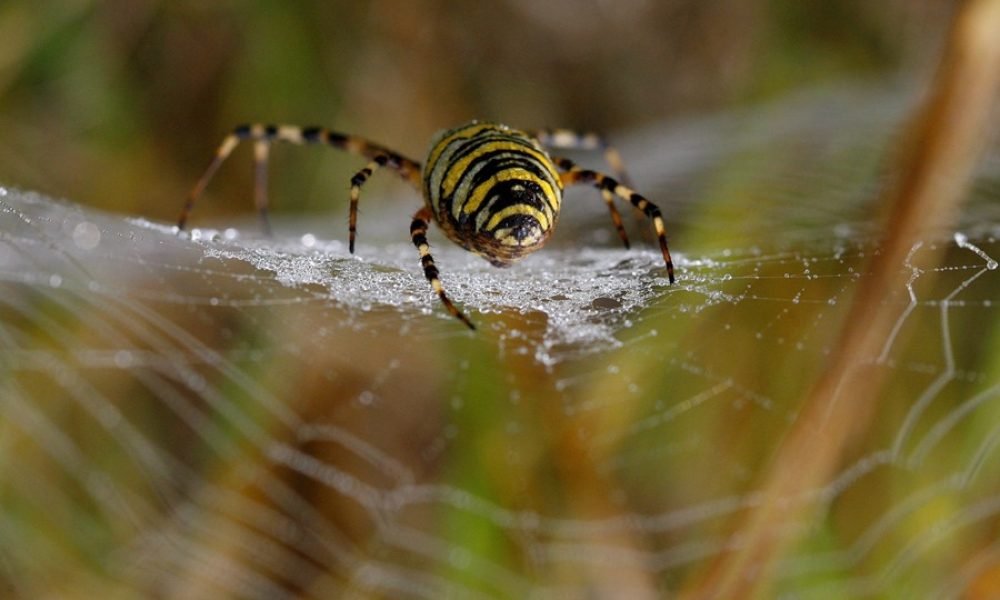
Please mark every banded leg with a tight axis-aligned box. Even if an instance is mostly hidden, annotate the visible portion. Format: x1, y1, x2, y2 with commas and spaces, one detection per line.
532, 128, 635, 247
531, 128, 634, 187
410, 207, 475, 330
178, 124, 423, 238
555, 157, 676, 284
348, 155, 389, 253
598, 186, 631, 250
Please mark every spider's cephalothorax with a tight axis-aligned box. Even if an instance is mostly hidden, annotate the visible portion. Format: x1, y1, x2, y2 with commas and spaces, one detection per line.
179, 120, 675, 330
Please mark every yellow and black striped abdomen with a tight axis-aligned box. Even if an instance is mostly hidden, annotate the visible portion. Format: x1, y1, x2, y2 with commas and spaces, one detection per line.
422, 122, 563, 266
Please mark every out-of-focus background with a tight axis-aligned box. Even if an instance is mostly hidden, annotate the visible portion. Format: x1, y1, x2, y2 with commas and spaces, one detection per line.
0, 0, 954, 220
5, 1, 1000, 599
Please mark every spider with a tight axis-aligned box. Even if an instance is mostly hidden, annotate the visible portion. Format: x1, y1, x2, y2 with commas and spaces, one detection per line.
178, 121, 676, 329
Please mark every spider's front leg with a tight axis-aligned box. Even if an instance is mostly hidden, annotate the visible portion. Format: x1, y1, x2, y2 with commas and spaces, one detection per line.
410, 207, 475, 330
554, 157, 676, 284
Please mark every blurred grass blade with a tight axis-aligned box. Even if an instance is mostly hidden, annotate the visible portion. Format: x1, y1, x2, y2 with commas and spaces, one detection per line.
685, 0, 1000, 597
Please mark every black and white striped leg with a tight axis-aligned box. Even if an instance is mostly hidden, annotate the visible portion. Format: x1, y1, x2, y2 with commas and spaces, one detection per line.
410, 207, 475, 330
555, 157, 676, 284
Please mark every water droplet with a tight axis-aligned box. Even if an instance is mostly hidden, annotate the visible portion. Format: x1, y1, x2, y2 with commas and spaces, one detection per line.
114, 350, 134, 368
72, 222, 101, 250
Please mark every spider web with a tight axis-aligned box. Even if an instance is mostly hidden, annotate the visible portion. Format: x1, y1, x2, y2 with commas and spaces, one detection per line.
2, 82, 999, 598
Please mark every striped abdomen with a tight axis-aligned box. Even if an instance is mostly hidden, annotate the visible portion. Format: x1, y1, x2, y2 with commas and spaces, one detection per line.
422, 122, 563, 267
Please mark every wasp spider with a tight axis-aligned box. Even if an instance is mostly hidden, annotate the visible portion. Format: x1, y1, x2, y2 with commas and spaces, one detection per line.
178, 121, 676, 329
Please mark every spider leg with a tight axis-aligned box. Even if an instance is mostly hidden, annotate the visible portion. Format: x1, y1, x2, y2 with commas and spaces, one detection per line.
530, 128, 634, 188
532, 128, 645, 243
410, 207, 475, 330
253, 139, 272, 236
599, 186, 630, 249
555, 157, 676, 284
179, 124, 422, 231
552, 155, 630, 249
179, 129, 245, 230
348, 154, 389, 254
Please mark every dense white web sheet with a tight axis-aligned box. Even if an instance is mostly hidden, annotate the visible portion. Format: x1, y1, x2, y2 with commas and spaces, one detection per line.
1, 83, 999, 598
